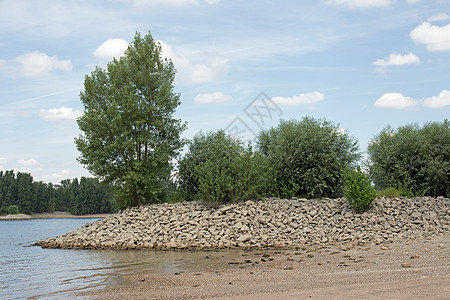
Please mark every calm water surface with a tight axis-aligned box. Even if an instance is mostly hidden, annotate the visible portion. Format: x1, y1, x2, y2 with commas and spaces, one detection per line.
0, 218, 244, 299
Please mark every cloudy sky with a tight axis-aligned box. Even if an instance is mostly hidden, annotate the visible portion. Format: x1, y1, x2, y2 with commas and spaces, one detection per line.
0, 0, 449, 183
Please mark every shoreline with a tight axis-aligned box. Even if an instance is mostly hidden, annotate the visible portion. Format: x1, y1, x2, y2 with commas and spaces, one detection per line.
0, 212, 110, 220
81, 234, 450, 299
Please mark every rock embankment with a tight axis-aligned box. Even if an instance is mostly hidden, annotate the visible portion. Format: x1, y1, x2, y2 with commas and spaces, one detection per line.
35, 197, 450, 250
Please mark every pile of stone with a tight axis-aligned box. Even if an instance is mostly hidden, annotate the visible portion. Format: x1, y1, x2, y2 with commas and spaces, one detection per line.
35, 196, 450, 250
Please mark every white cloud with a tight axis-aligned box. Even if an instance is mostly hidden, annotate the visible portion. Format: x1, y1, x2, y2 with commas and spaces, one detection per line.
158, 40, 228, 84
427, 13, 450, 22
0, 59, 8, 77
0, 157, 7, 169
272, 92, 325, 105
422, 90, 450, 108
194, 92, 232, 104
406, 0, 422, 3
374, 92, 419, 109
40, 107, 83, 121
120, 0, 219, 5
94, 38, 129, 60
42, 169, 71, 183
15, 158, 42, 175
373, 52, 420, 66
14, 51, 72, 77
334, 128, 347, 135
327, 0, 394, 8
17, 158, 39, 167
410, 22, 450, 51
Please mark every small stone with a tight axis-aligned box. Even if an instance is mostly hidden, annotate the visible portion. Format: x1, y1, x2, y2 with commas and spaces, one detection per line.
402, 263, 412, 268
237, 235, 251, 242
411, 212, 421, 219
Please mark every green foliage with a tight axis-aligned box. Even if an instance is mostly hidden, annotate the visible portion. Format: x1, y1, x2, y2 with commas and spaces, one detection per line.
375, 187, 400, 198
8, 205, 20, 215
178, 130, 276, 205
278, 181, 300, 200
343, 166, 376, 213
257, 117, 360, 199
368, 120, 449, 197
75, 31, 186, 208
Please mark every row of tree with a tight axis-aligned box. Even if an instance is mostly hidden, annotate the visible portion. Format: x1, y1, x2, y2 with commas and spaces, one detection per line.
0, 171, 115, 215
176, 118, 449, 205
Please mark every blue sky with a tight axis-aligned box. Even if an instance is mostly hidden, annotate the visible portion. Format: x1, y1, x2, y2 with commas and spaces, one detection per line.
0, 0, 449, 183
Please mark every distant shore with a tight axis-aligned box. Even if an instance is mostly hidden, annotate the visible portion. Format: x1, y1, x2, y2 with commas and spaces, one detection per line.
0, 212, 110, 220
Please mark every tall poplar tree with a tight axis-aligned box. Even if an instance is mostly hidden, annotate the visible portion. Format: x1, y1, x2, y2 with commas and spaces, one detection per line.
75, 31, 186, 208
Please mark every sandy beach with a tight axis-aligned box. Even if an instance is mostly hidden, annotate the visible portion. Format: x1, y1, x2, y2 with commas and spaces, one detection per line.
0, 212, 110, 220
82, 234, 449, 299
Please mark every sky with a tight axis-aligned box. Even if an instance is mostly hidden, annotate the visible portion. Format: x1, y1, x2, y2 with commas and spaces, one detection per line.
0, 0, 449, 183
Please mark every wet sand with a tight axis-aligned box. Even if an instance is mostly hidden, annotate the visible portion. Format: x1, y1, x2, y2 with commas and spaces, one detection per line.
82, 234, 449, 299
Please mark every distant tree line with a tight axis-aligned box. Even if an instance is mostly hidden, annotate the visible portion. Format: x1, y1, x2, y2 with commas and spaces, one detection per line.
0, 170, 115, 215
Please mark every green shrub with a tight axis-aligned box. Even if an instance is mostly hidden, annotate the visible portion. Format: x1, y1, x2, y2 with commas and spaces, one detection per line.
8, 205, 20, 215
0, 206, 9, 216
178, 130, 276, 205
257, 117, 360, 199
375, 187, 400, 198
343, 166, 376, 213
368, 120, 449, 197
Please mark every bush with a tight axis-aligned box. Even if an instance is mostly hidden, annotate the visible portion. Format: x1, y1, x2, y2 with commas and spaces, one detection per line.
178, 130, 276, 205
0, 206, 8, 216
368, 120, 449, 197
343, 166, 376, 213
8, 205, 20, 215
375, 187, 400, 198
257, 117, 360, 199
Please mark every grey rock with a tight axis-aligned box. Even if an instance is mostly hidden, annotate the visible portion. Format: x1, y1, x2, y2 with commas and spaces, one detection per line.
237, 235, 251, 242
35, 196, 450, 250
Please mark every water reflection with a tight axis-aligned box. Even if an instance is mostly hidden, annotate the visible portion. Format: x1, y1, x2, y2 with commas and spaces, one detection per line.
0, 219, 249, 299
33, 249, 249, 299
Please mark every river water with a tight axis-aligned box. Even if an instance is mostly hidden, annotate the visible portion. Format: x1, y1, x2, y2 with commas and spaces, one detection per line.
0, 218, 244, 299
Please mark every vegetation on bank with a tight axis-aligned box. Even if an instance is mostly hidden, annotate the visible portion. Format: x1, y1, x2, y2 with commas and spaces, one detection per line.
75, 31, 185, 210
257, 117, 360, 199
0, 171, 115, 215
368, 120, 449, 198
343, 166, 376, 213
74, 32, 447, 212
5, 118, 446, 215
179, 121, 448, 212
178, 130, 276, 205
